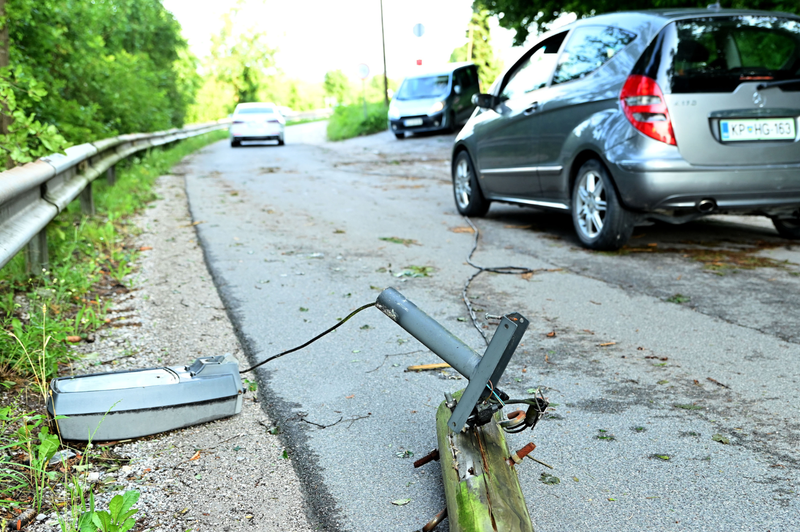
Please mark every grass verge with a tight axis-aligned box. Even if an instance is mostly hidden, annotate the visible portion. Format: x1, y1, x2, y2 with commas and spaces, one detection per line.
326, 101, 388, 141
0, 127, 227, 380
0, 127, 227, 527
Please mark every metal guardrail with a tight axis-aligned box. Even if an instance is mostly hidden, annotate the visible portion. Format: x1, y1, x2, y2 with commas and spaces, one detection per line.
0, 119, 230, 272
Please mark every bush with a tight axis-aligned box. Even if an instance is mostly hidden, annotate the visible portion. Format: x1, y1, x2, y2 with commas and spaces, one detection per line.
327, 101, 388, 141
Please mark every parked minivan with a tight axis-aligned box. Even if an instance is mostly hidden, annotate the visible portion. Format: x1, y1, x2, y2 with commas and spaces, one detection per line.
389, 62, 480, 139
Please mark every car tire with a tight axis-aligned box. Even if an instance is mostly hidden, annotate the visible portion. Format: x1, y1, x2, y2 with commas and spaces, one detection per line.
452, 150, 490, 217
771, 215, 800, 239
278, 134, 285, 146
394, 133, 404, 140
571, 159, 635, 250
230, 139, 240, 148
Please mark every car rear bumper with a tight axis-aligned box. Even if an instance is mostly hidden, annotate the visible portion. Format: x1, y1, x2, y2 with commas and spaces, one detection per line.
610, 157, 800, 215
230, 125, 283, 139
389, 112, 447, 134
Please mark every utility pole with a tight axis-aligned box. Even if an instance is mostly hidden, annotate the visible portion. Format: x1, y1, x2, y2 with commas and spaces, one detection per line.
379, 0, 389, 106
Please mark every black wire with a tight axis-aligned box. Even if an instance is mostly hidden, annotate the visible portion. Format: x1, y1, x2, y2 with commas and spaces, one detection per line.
239, 302, 377, 374
461, 216, 545, 346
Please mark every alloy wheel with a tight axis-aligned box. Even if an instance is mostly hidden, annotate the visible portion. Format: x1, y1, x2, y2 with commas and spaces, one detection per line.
575, 170, 607, 239
454, 158, 473, 210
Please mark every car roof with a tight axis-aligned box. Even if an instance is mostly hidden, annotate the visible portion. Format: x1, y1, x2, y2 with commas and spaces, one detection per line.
234, 102, 276, 110
568, 7, 800, 30
404, 62, 475, 79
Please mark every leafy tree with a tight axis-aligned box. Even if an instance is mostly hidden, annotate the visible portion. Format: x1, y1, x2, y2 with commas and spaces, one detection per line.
324, 70, 351, 105
450, 9, 504, 90
474, 0, 800, 45
5, 0, 196, 145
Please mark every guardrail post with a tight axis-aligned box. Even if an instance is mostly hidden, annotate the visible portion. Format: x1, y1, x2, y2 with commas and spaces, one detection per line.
80, 183, 95, 216
25, 229, 49, 275
106, 165, 116, 186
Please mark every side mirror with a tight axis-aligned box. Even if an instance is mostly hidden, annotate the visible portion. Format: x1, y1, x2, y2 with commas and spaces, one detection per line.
453, 84, 462, 95
472, 93, 498, 109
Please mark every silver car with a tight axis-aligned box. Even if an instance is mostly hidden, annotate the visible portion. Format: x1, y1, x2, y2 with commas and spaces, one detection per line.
452, 7, 800, 250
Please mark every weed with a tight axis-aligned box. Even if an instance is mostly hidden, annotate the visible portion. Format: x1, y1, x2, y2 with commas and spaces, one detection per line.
674, 403, 703, 410
666, 294, 690, 304
0, 129, 227, 378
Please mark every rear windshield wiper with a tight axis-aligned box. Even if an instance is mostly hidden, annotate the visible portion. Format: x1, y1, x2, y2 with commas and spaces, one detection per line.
757, 79, 800, 90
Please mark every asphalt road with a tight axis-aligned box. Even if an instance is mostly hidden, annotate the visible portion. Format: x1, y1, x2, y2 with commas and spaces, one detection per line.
182, 122, 800, 531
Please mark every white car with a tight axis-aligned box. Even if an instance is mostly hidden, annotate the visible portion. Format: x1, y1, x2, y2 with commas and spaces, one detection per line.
229, 102, 285, 147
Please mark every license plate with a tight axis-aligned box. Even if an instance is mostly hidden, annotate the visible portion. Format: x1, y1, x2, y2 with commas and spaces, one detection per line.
404, 118, 424, 127
720, 118, 796, 142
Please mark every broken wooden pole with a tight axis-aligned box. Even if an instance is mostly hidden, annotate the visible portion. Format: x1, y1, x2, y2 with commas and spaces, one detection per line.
435, 392, 534, 532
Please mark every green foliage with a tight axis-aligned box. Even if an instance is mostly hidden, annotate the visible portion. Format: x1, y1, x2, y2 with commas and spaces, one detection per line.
0, 66, 69, 166
326, 101, 389, 141
450, 10, 504, 90
473, 0, 800, 45
5, 0, 197, 144
324, 70, 351, 105
0, 130, 228, 378
90, 490, 140, 532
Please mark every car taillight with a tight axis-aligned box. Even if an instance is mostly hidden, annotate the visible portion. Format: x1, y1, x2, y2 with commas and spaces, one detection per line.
620, 75, 676, 146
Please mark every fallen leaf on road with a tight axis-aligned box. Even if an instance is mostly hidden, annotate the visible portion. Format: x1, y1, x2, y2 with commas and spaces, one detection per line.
345, 394, 355, 399
391, 499, 412, 506
504, 224, 532, 229
597, 342, 616, 347
712, 434, 730, 444
450, 226, 475, 233
539, 473, 560, 485
521, 272, 534, 280
138, 246, 153, 251
546, 331, 557, 338
189, 451, 201, 461
380, 236, 419, 246
707, 377, 729, 388
66, 336, 81, 343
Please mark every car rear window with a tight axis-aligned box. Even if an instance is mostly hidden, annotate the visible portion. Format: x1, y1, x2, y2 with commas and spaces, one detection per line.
236, 107, 274, 114
633, 16, 800, 93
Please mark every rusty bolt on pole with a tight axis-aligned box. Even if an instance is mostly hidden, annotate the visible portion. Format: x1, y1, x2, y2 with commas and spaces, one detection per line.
506, 442, 536, 467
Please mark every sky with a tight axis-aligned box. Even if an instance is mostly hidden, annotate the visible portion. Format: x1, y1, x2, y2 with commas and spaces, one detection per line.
161, 0, 522, 82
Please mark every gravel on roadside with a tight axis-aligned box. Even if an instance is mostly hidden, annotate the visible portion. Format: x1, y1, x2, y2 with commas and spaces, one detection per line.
27, 148, 316, 532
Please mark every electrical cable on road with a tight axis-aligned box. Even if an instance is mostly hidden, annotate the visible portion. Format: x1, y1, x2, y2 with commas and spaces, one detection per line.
239, 302, 376, 374
461, 216, 549, 346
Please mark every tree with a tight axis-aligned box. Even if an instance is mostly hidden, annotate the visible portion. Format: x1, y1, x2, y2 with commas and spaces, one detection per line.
474, 0, 800, 46
6, 0, 197, 144
323, 70, 350, 106
450, 9, 503, 90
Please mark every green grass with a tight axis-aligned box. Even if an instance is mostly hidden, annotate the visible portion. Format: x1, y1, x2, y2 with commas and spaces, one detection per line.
326, 101, 388, 141
0, 128, 228, 378
285, 116, 329, 126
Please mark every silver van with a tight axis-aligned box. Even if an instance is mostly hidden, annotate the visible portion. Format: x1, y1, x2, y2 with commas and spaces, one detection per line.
389, 62, 480, 139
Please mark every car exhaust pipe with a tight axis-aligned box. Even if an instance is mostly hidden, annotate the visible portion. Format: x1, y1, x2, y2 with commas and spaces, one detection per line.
697, 199, 717, 214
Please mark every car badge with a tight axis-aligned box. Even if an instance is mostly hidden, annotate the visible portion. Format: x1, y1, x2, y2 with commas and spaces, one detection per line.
752, 91, 765, 108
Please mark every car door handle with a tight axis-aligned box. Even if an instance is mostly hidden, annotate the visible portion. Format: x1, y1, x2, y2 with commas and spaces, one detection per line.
523, 103, 539, 115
